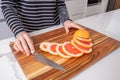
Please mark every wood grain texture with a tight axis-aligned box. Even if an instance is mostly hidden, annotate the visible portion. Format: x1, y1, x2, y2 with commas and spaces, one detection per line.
9, 27, 120, 80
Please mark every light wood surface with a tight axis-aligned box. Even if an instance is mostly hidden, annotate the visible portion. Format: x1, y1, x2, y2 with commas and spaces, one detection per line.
10, 27, 120, 80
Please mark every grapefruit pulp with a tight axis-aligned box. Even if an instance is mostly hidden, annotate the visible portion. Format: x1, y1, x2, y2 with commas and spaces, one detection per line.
39, 42, 50, 52
47, 43, 59, 55
56, 44, 72, 58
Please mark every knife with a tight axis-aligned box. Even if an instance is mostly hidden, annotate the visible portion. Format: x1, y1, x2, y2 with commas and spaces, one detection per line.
32, 52, 66, 71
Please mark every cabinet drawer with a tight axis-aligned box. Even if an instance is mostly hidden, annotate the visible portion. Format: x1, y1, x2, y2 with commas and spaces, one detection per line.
70, 13, 85, 20
65, 0, 87, 15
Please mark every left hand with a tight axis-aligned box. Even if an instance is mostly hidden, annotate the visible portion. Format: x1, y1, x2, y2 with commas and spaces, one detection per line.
63, 20, 85, 33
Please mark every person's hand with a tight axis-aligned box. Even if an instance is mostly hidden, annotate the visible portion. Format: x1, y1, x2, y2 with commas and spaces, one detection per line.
63, 20, 85, 33
13, 31, 35, 56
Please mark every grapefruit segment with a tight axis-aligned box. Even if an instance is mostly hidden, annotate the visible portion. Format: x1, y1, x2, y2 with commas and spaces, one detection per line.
56, 44, 72, 58
71, 40, 92, 53
47, 43, 59, 55
39, 42, 50, 52
62, 42, 84, 57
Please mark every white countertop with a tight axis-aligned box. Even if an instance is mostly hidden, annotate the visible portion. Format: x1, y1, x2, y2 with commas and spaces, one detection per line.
72, 9, 120, 80
0, 9, 120, 80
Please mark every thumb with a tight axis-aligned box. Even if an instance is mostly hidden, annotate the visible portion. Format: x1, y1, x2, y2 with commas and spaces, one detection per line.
64, 26, 69, 33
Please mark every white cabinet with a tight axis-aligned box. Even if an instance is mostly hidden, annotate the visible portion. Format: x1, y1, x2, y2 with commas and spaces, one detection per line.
0, 8, 4, 19
65, 0, 109, 20
0, 22, 14, 40
65, 0, 88, 20
0, 0, 13, 40
86, 0, 109, 17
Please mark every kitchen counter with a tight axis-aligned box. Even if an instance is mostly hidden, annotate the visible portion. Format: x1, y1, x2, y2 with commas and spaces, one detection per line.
0, 9, 120, 80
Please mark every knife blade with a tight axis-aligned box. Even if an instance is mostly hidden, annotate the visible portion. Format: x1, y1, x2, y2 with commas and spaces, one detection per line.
32, 52, 66, 71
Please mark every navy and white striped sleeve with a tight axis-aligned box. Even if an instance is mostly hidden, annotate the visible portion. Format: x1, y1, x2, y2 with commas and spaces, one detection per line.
1, 0, 25, 36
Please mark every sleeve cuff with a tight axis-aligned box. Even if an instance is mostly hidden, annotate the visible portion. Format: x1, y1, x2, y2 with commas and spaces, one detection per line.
14, 28, 26, 37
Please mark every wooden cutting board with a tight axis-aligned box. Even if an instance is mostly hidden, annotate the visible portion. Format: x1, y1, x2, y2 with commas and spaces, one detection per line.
10, 27, 120, 80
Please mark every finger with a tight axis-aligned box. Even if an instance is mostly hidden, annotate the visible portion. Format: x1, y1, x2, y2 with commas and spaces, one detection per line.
13, 44, 20, 52
15, 39, 25, 54
19, 36, 31, 56
64, 26, 69, 33
23, 34, 35, 54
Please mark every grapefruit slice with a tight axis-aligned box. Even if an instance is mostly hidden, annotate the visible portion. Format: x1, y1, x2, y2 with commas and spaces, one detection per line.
56, 44, 72, 58
73, 37, 93, 48
75, 36, 92, 42
71, 40, 92, 53
47, 43, 59, 55
62, 42, 84, 57
39, 42, 50, 52
73, 29, 90, 39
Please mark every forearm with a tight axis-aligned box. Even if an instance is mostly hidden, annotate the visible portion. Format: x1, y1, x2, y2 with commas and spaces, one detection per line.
58, 1, 71, 24
1, 0, 25, 36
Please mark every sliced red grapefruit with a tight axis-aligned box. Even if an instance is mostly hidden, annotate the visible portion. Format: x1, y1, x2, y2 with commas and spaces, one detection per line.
47, 43, 59, 55
62, 42, 84, 57
73, 37, 93, 48
71, 40, 92, 53
75, 36, 92, 42
39, 42, 50, 52
56, 44, 72, 58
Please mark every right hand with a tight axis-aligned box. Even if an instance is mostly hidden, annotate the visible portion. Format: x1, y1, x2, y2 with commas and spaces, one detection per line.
13, 31, 35, 56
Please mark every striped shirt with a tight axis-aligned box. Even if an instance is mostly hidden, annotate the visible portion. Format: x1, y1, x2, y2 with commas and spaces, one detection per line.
1, 0, 70, 36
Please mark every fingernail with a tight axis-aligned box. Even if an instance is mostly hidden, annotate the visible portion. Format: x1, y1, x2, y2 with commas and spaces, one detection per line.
31, 50, 35, 54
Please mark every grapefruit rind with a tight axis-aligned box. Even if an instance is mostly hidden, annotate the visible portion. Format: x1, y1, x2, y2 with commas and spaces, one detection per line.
47, 43, 59, 55
62, 42, 84, 57
73, 29, 90, 39
71, 40, 92, 53
39, 42, 50, 52
56, 44, 72, 58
